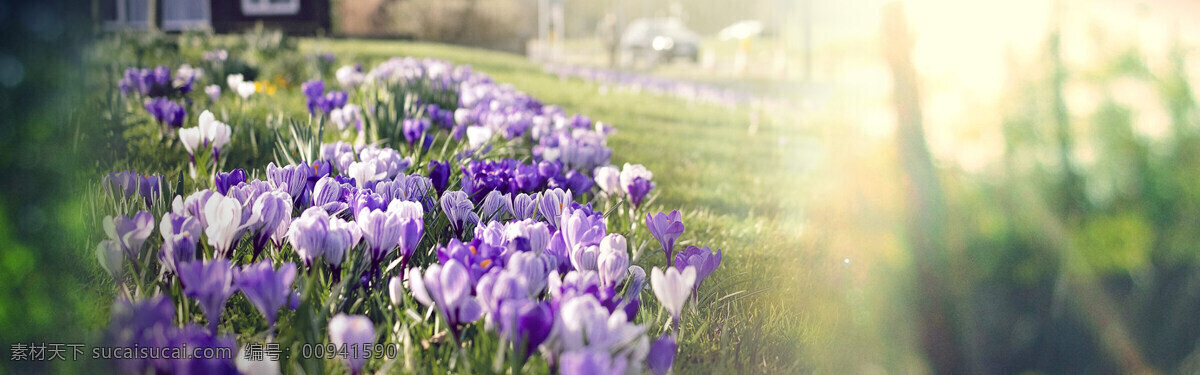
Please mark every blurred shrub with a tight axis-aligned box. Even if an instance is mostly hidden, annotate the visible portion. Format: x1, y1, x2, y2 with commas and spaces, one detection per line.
386, 0, 532, 53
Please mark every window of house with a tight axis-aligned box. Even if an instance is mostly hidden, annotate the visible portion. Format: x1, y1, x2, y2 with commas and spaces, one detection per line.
102, 0, 149, 30
241, 0, 300, 16
163, 0, 211, 30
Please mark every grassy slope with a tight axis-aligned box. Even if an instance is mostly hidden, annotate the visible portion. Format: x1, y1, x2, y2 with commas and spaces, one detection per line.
299, 38, 845, 373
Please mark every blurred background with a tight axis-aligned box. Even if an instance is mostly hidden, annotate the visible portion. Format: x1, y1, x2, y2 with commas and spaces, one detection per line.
5, 0, 1200, 373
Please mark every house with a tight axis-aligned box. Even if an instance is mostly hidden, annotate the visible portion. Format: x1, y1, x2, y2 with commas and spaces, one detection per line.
96, 0, 331, 34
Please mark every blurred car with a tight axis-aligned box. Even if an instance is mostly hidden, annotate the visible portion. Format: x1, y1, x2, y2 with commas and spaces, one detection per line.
619, 18, 702, 64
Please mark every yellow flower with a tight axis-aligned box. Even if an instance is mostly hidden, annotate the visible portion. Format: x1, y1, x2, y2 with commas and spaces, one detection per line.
254, 81, 278, 96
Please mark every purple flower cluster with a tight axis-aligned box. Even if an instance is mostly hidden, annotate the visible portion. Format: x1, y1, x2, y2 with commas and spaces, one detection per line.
104, 170, 162, 208
460, 159, 593, 204
119, 65, 194, 98
98, 53, 719, 375
301, 79, 349, 115
144, 97, 187, 128
105, 296, 238, 374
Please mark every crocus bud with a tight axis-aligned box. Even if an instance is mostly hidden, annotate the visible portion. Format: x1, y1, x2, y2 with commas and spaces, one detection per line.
525, 221, 551, 255
593, 165, 621, 196
96, 240, 124, 279
311, 176, 344, 210
481, 190, 513, 221
328, 314, 374, 375
598, 235, 630, 287
625, 265, 647, 299
570, 244, 600, 272
512, 193, 536, 220
388, 276, 404, 306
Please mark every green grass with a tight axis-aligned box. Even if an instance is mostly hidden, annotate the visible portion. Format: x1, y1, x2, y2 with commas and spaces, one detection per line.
300, 38, 834, 372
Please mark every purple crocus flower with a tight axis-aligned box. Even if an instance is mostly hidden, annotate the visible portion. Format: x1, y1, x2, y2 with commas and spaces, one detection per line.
302, 80, 325, 99
250, 191, 293, 260
646, 335, 677, 375
440, 190, 479, 238
514, 163, 545, 192
329, 314, 375, 375
104, 211, 155, 260
620, 163, 655, 209
505, 251, 555, 295
311, 176, 349, 214
396, 213, 424, 271
349, 189, 387, 222
105, 171, 162, 208
357, 205, 402, 268
646, 210, 685, 265
564, 170, 593, 195
428, 160, 450, 194
167, 324, 239, 374
626, 177, 654, 209
214, 169, 247, 195
267, 162, 312, 203
597, 234, 629, 287
407, 259, 483, 336
481, 190, 513, 222
158, 212, 201, 275
674, 245, 722, 291
559, 349, 627, 375
625, 266, 647, 299
561, 205, 606, 259
545, 231, 573, 274
323, 90, 348, 112
301, 79, 326, 114
179, 189, 216, 229
144, 97, 186, 128
105, 295, 175, 374
402, 118, 430, 148
537, 188, 572, 229
538, 160, 561, 179
152, 65, 171, 89
437, 237, 503, 283
235, 261, 298, 327
117, 68, 139, 95
104, 171, 140, 200
476, 268, 529, 325
177, 259, 237, 333
497, 299, 555, 359
512, 193, 537, 221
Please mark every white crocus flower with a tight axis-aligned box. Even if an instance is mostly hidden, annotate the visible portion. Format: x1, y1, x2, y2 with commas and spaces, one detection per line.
651, 266, 696, 325
466, 126, 493, 149
226, 74, 244, 91
593, 165, 621, 196
236, 81, 257, 99
96, 240, 124, 280
208, 120, 232, 153
336, 65, 364, 88
347, 161, 385, 189
204, 194, 255, 257
196, 110, 231, 151
179, 127, 202, 156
